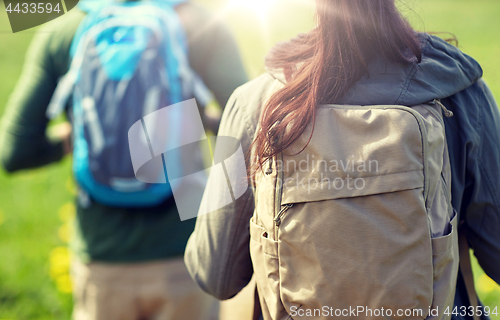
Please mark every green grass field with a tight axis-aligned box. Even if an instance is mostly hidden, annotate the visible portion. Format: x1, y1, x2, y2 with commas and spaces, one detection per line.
0, 0, 499, 319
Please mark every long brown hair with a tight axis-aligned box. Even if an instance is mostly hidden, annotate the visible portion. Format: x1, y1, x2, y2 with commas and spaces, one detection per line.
253, 0, 422, 172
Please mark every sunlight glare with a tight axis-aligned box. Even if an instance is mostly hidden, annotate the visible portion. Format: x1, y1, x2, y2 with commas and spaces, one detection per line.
229, 0, 274, 20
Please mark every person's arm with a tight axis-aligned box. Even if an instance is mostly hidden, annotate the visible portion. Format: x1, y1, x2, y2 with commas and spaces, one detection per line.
0, 11, 83, 173
176, 3, 248, 129
184, 88, 255, 300
458, 80, 500, 284
0, 31, 64, 172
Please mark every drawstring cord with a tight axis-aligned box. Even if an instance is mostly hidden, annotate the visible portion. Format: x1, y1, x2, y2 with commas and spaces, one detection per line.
432, 99, 454, 117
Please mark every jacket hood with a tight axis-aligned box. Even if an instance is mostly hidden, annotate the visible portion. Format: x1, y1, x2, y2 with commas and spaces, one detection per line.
269, 34, 483, 106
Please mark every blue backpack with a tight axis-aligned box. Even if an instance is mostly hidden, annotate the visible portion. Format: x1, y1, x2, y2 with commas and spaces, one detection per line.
47, 0, 212, 208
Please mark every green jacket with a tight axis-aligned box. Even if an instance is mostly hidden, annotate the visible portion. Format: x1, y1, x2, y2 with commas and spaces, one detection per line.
0, 2, 248, 263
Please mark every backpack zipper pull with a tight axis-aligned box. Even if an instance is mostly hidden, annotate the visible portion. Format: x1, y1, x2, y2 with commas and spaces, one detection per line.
432, 99, 454, 117
274, 203, 294, 226
265, 159, 273, 175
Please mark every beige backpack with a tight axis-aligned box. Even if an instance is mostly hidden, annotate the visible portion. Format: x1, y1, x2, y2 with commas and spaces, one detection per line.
251, 101, 460, 320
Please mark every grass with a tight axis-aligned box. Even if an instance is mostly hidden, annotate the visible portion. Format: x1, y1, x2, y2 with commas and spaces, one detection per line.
0, 0, 499, 319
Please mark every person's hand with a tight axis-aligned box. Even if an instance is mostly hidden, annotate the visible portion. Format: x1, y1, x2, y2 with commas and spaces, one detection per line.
203, 101, 222, 134
50, 122, 72, 155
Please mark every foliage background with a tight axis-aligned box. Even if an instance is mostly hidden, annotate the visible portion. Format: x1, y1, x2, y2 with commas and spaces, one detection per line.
0, 0, 499, 318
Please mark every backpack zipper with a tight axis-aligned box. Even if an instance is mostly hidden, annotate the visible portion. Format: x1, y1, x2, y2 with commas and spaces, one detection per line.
274, 152, 285, 239
274, 203, 294, 226
431, 99, 454, 118
441, 172, 451, 205
266, 158, 273, 175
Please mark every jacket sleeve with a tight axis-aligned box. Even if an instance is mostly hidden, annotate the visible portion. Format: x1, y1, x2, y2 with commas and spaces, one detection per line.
0, 11, 83, 173
184, 88, 255, 300
465, 80, 500, 284
0, 31, 64, 172
447, 80, 500, 284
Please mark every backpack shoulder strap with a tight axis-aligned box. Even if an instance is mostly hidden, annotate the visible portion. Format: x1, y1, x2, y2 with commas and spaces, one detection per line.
458, 227, 480, 320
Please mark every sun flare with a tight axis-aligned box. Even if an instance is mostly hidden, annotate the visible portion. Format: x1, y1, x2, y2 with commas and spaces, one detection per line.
229, 0, 274, 19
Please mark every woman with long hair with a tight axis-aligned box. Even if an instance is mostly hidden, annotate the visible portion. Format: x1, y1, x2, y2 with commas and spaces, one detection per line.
185, 1, 500, 319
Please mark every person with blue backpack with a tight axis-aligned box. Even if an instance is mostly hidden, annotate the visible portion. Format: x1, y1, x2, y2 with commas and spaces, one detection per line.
0, 0, 248, 319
